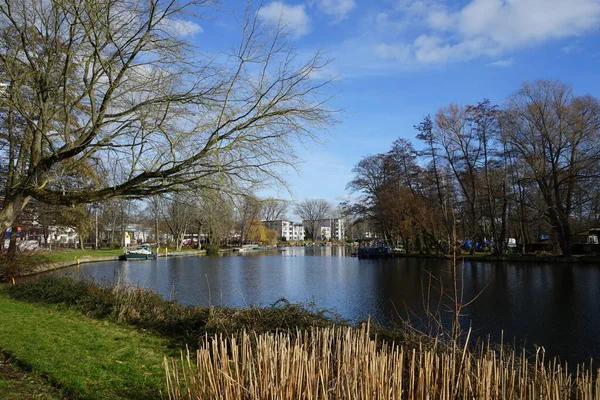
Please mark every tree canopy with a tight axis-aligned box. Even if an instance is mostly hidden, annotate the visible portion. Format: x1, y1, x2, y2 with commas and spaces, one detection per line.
0, 0, 334, 230
346, 80, 600, 256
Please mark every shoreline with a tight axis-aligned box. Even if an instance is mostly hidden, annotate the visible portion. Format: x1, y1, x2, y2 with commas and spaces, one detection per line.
24, 249, 600, 278
24, 250, 206, 277
2, 276, 599, 399
357, 251, 600, 264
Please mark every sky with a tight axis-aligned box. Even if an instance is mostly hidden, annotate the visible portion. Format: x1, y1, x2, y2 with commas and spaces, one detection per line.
185, 0, 600, 212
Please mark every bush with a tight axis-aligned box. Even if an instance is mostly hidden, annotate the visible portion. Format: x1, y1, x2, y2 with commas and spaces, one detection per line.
202, 243, 220, 255
3, 277, 347, 349
5, 275, 91, 304
0, 252, 50, 282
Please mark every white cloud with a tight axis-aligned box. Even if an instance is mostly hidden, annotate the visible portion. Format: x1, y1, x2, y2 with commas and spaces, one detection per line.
163, 19, 203, 36
371, 0, 600, 64
487, 58, 514, 67
374, 43, 411, 62
426, 9, 456, 31
457, 0, 600, 46
258, 2, 311, 38
312, 0, 356, 22
561, 43, 582, 54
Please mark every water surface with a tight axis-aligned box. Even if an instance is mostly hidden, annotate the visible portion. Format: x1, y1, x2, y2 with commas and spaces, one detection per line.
53, 246, 600, 366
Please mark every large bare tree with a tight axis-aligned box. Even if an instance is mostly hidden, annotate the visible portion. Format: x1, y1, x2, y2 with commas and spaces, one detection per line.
260, 197, 289, 221
0, 0, 334, 231
236, 195, 262, 244
159, 194, 195, 250
294, 198, 331, 240
502, 80, 600, 255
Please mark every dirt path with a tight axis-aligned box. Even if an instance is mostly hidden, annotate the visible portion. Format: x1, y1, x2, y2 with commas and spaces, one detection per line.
0, 353, 67, 399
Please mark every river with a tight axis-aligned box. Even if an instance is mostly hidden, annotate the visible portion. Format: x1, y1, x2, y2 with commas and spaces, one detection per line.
52, 246, 600, 366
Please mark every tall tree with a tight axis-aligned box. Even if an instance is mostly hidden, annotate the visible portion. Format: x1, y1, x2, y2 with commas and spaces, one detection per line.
435, 104, 482, 250
194, 190, 235, 247
502, 80, 600, 256
236, 195, 262, 244
416, 115, 453, 245
260, 198, 289, 222
294, 199, 331, 240
0, 0, 334, 231
159, 195, 195, 250
465, 99, 508, 255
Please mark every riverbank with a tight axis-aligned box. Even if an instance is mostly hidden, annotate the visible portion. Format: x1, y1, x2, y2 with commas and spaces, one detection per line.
0, 352, 66, 399
357, 249, 600, 264
2, 277, 600, 399
1, 248, 207, 279
0, 289, 171, 399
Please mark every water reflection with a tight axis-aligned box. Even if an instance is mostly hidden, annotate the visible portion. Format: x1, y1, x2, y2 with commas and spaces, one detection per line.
52, 248, 600, 366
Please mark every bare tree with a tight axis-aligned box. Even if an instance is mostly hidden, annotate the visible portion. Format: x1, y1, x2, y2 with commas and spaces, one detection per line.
466, 99, 508, 255
260, 198, 289, 222
435, 104, 482, 252
294, 199, 331, 240
502, 80, 600, 256
0, 0, 334, 231
159, 195, 195, 250
203, 193, 235, 246
236, 195, 262, 244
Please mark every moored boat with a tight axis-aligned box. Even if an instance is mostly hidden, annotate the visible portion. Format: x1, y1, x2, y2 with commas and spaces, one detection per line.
120, 244, 157, 260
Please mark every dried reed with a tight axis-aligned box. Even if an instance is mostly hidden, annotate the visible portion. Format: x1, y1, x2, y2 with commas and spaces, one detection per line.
165, 324, 599, 399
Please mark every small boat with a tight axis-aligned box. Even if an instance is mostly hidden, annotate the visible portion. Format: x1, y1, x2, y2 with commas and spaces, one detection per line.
120, 244, 157, 260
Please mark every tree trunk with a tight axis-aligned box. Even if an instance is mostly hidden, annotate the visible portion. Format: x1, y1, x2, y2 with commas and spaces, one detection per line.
155, 217, 160, 247
0, 194, 31, 231
197, 222, 202, 250
7, 221, 19, 260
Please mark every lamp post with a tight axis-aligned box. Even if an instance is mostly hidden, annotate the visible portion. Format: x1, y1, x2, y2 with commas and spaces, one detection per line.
95, 206, 98, 251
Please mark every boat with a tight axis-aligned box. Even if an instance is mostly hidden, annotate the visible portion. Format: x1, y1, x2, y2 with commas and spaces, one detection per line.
120, 244, 157, 260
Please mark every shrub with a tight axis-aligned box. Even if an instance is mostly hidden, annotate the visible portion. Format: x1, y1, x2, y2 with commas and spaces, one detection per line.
202, 243, 220, 255
3, 277, 346, 349
0, 252, 51, 282
5, 275, 91, 304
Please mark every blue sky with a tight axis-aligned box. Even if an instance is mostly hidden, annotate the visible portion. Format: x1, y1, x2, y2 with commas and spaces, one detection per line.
189, 0, 600, 211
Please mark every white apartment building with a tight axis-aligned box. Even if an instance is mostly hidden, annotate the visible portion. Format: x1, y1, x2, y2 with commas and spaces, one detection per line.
320, 226, 331, 240
306, 218, 346, 241
264, 220, 305, 241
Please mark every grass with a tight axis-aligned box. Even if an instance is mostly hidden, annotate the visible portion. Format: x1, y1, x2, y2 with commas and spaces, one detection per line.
7, 276, 600, 399
0, 352, 66, 399
4, 277, 347, 349
0, 277, 352, 398
35, 249, 124, 263
0, 249, 124, 281
0, 290, 172, 399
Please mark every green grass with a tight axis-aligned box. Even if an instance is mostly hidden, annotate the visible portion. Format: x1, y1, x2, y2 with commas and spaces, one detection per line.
0, 291, 172, 399
5, 277, 349, 350
37, 249, 124, 263
0, 352, 66, 399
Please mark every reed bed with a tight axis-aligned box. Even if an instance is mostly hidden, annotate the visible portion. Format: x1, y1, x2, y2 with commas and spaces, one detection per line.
165, 324, 600, 400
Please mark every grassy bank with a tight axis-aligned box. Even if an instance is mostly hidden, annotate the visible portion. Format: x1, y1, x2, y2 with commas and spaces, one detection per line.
3, 277, 600, 399
3, 276, 350, 348
0, 250, 123, 281
0, 289, 172, 399
0, 352, 66, 399
0, 277, 353, 398
33, 249, 123, 262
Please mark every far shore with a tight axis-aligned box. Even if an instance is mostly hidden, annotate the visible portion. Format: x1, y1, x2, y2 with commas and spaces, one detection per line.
11, 245, 600, 280
18, 248, 206, 277
384, 252, 600, 264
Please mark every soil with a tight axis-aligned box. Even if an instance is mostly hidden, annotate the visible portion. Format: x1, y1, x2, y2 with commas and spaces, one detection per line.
0, 353, 67, 400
